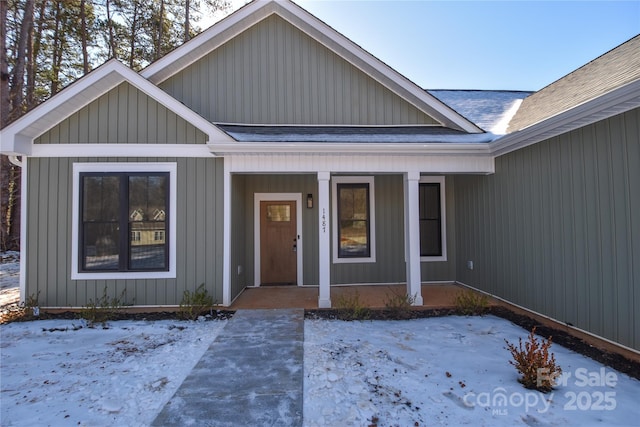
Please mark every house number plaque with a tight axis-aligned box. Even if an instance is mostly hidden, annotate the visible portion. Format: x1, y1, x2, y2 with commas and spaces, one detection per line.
321, 208, 327, 233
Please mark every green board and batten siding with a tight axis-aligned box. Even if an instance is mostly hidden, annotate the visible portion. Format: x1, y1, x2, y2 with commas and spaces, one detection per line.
26, 157, 224, 307
34, 82, 208, 145
229, 174, 456, 289
455, 108, 640, 350
159, 14, 438, 126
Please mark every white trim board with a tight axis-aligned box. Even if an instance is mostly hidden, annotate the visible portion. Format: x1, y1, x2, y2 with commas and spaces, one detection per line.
31, 144, 215, 158
225, 153, 495, 175
331, 176, 376, 264
419, 176, 447, 262
253, 193, 304, 287
71, 162, 177, 280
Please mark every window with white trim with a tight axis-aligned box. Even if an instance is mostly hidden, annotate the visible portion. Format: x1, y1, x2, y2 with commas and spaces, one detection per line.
332, 176, 376, 263
72, 163, 176, 279
419, 176, 447, 261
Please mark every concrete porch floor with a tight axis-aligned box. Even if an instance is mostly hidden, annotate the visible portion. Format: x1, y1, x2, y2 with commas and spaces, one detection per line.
230, 283, 467, 310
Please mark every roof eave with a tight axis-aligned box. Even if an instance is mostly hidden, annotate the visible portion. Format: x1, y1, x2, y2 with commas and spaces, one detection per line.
490, 79, 640, 157
207, 141, 492, 156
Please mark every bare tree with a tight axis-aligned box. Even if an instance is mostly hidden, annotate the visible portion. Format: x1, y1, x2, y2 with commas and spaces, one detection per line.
9, 0, 34, 120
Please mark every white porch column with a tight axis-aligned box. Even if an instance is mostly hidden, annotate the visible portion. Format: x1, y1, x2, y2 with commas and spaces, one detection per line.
404, 171, 424, 305
222, 162, 231, 306
317, 171, 331, 308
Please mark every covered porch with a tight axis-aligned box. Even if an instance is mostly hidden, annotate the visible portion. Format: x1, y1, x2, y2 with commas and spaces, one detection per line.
230, 283, 467, 310
214, 132, 495, 309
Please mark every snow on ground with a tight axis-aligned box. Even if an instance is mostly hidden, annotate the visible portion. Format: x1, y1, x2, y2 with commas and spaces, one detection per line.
0, 251, 20, 307
304, 317, 640, 426
1, 252, 639, 426
1, 318, 227, 426
1, 316, 639, 426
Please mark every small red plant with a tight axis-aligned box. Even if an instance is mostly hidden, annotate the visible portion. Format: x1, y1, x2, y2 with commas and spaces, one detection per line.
505, 327, 561, 392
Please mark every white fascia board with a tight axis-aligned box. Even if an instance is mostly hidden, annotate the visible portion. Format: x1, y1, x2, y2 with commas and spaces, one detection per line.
31, 144, 214, 158
491, 79, 640, 157
1, 60, 125, 155
224, 153, 495, 174
207, 141, 492, 156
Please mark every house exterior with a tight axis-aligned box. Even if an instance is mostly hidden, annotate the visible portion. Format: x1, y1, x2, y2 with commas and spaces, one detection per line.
1, 0, 638, 352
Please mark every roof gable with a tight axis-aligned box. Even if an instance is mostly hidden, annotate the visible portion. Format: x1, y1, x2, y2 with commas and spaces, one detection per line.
141, 0, 482, 133
160, 14, 439, 126
0, 60, 232, 155
34, 81, 208, 145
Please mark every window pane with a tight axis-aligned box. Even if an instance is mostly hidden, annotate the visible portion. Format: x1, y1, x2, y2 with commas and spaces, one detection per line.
266, 205, 291, 222
82, 175, 120, 270
83, 176, 119, 221
420, 220, 442, 256
338, 184, 370, 257
83, 223, 119, 270
130, 221, 167, 270
129, 175, 167, 222
129, 174, 168, 270
419, 182, 442, 257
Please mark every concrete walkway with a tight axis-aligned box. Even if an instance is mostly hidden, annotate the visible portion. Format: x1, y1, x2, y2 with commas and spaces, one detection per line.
152, 309, 304, 426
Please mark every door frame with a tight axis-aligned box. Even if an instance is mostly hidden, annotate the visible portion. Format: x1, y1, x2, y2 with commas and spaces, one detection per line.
254, 193, 303, 287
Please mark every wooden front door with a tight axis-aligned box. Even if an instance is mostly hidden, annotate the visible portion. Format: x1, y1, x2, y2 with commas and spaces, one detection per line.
260, 200, 297, 285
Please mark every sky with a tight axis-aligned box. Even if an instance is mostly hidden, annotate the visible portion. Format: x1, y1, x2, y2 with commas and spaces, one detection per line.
220, 0, 640, 91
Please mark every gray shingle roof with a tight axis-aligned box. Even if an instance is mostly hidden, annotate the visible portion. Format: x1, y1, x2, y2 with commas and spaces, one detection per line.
507, 35, 640, 133
429, 90, 532, 134
217, 125, 495, 143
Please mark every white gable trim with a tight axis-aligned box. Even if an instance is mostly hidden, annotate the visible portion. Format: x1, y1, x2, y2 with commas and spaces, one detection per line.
141, 0, 481, 133
30, 144, 214, 158
0, 60, 232, 156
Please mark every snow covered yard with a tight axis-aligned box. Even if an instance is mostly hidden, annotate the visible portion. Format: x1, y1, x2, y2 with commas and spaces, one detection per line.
2, 252, 639, 426
1, 318, 227, 426
304, 316, 640, 426
1, 315, 639, 426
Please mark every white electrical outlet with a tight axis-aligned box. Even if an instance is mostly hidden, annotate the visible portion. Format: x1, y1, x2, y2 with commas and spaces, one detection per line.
237, 265, 243, 275
467, 261, 474, 270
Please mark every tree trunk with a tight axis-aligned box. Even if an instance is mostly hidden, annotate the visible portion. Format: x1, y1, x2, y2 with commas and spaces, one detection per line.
50, 0, 62, 94
9, 0, 35, 121
0, 0, 10, 126
129, 0, 137, 68
27, 0, 48, 110
0, 156, 21, 252
106, 0, 117, 58
80, 0, 89, 73
184, 0, 190, 42
156, 0, 164, 60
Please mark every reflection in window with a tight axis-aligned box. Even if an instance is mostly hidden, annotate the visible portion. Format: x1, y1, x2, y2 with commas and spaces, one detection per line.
266, 205, 291, 222
80, 172, 169, 272
419, 180, 444, 258
337, 183, 370, 258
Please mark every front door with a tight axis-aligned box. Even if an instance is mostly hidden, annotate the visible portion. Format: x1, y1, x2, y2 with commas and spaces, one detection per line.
260, 200, 297, 285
